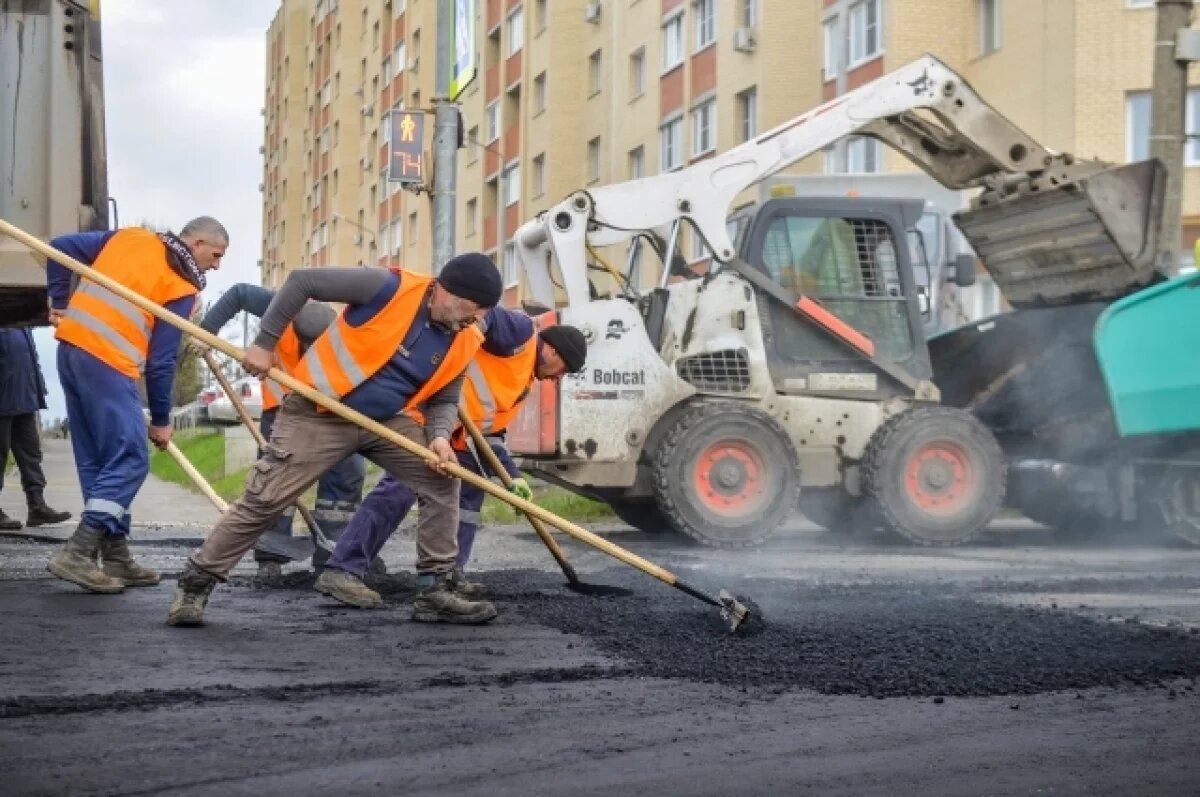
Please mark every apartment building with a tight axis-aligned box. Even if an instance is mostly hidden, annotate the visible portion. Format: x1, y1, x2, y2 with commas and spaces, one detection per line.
261, 0, 1200, 294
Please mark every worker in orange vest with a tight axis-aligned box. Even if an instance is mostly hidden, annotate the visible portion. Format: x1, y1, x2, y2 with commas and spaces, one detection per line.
195, 285, 372, 580
169, 253, 503, 627
315, 307, 587, 608
44, 217, 227, 593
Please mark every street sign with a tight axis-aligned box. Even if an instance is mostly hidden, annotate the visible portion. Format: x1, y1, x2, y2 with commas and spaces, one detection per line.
387, 110, 425, 184
449, 0, 476, 100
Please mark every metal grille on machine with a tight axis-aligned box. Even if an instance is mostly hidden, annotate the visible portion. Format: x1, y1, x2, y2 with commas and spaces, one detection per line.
676, 349, 752, 392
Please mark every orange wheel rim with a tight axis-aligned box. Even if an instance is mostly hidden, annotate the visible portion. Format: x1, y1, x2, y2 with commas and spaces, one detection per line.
692, 439, 767, 517
903, 441, 976, 516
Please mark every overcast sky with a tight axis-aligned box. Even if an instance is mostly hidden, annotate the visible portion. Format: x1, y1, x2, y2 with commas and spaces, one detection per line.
34, 0, 279, 420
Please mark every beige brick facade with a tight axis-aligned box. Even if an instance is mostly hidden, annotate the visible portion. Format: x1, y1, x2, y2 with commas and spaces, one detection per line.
261, 0, 1200, 287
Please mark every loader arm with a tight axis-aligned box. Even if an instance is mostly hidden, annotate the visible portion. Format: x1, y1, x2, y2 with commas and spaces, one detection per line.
515, 53, 1163, 310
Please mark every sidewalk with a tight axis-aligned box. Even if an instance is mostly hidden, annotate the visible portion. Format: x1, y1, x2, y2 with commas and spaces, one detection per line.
0, 437, 220, 540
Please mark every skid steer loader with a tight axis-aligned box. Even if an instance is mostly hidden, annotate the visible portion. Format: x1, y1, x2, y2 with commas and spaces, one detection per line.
507, 54, 1165, 549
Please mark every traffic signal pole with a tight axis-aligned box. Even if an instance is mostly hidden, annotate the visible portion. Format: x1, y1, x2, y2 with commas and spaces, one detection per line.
431, 0, 458, 273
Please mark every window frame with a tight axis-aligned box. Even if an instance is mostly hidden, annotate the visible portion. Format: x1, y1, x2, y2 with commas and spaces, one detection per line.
691, 98, 716, 157
659, 114, 684, 172
662, 11, 685, 72
694, 0, 716, 52
507, 5, 524, 55
847, 0, 882, 68
978, 0, 1001, 56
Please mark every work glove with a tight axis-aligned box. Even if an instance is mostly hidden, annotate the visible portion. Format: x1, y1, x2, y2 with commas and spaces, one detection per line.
185, 337, 211, 358
508, 477, 533, 501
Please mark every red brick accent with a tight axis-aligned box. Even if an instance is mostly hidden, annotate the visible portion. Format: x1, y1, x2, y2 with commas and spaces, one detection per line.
484, 215, 498, 251
505, 52, 522, 89
486, 63, 500, 102
823, 80, 837, 102
487, 0, 501, 31
503, 123, 520, 159
661, 66, 684, 115
690, 43, 717, 99
846, 56, 884, 92
485, 148, 500, 176
504, 203, 520, 243
393, 15, 405, 42
662, 0, 685, 13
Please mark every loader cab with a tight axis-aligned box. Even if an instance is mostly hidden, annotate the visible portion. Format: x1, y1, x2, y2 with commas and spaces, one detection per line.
731, 196, 934, 397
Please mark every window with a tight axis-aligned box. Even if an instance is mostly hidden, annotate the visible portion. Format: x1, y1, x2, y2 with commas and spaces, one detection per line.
319, 126, 331, 153
393, 41, 406, 77
979, 0, 1000, 55
486, 101, 500, 142
1126, 91, 1151, 163
391, 218, 403, 255
382, 56, 392, 82
662, 13, 684, 71
587, 137, 601, 181
823, 18, 839, 78
467, 125, 479, 161
534, 72, 547, 113
741, 0, 758, 27
630, 48, 646, 98
466, 198, 478, 236
738, 87, 757, 142
690, 229, 709, 262
536, 0, 548, 31
848, 0, 880, 66
504, 161, 521, 205
760, 213, 913, 360
660, 116, 683, 171
1127, 0, 1154, 6
408, 212, 418, 246
411, 29, 421, 71
320, 79, 332, 107
629, 146, 645, 179
533, 153, 546, 196
589, 50, 603, 95
694, 0, 716, 50
1129, 88, 1200, 164
847, 136, 883, 173
508, 6, 524, 55
691, 99, 716, 156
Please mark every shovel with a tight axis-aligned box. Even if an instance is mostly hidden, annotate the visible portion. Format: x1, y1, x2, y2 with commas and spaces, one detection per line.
1, 218, 754, 633
200, 350, 333, 560
458, 410, 598, 591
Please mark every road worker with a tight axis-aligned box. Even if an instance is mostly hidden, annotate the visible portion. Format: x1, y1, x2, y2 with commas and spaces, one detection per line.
168, 253, 503, 626
195, 284, 372, 580
45, 217, 227, 593
315, 308, 588, 608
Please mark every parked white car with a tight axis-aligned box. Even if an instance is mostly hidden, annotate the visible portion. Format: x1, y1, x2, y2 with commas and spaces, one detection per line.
206, 377, 263, 423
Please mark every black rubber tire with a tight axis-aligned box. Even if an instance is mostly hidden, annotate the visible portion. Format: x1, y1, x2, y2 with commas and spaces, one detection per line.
652, 401, 800, 549
799, 489, 881, 535
863, 407, 1005, 546
609, 501, 668, 533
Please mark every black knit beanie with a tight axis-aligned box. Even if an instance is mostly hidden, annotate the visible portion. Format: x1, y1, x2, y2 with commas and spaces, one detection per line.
437, 252, 503, 307
540, 325, 588, 373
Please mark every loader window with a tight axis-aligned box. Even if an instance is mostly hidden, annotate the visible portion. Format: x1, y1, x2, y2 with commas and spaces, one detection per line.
760, 214, 914, 360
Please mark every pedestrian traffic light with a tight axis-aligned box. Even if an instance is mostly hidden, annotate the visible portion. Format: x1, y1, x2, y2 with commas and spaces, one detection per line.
388, 110, 425, 184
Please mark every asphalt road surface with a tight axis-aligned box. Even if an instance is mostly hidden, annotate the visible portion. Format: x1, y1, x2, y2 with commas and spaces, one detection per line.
3, 494, 1200, 797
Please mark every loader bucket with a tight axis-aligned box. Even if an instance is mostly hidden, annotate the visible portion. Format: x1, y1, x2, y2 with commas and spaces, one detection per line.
952, 160, 1166, 309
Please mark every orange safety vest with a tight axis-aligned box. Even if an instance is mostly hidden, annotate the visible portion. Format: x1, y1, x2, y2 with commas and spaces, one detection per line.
260, 324, 303, 412
460, 328, 539, 438
293, 269, 483, 417
56, 228, 199, 378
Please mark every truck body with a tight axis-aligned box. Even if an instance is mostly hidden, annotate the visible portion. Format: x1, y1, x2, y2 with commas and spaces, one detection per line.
0, 0, 109, 327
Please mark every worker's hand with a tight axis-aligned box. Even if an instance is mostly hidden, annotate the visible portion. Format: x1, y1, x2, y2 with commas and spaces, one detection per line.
427, 436, 456, 475
508, 477, 533, 502
47, 308, 65, 327
147, 424, 172, 451
242, 344, 273, 377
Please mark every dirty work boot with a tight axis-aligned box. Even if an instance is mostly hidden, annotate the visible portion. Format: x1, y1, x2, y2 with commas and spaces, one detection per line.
412, 574, 497, 625
47, 522, 125, 593
448, 566, 486, 598
0, 508, 21, 531
26, 497, 72, 528
315, 568, 383, 609
167, 564, 218, 627
99, 535, 160, 587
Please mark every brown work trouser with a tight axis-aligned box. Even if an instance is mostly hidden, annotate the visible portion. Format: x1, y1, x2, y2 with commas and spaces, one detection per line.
189, 394, 459, 579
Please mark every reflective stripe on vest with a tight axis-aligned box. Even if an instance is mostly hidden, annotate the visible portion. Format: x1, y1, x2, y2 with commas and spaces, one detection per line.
294, 269, 484, 413
460, 331, 539, 436
55, 228, 197, 378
